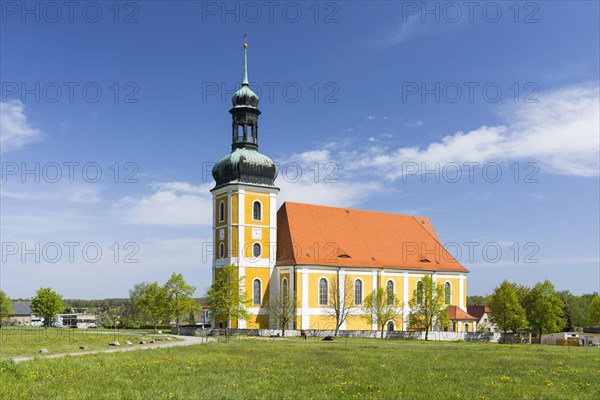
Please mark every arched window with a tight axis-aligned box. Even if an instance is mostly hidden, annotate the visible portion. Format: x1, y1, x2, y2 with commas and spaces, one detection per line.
252, 279, 261, 306
252, 243, 261, 258
219, 201, 225, 222
464, 323, 470, 332
253, 201, 262, 221
416, 281, 424, 305
387, 321, 395, 332
219, 242, 225, 259
444, 282, 451, 305
354, 279, 363, 306
282, 278, 289, 303
386, 280, 395, 305
318, 278, 328, 306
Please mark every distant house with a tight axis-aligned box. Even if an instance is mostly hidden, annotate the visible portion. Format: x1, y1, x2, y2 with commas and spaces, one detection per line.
467, 305, 498, 332
541, 332, 600, 346
446, 305, 478, 332
58, 313, 97, 329
8, 302, 42, 326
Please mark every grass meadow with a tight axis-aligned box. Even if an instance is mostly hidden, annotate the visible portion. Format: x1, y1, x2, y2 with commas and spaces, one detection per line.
0, 335, 598, 399
0, 327, 173, 359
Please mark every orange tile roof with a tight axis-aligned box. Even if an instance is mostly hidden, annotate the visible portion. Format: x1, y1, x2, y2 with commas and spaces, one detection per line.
276, 202, 469, 273
447, 306, 479, 321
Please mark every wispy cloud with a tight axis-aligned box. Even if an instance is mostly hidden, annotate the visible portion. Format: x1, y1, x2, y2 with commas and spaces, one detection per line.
322, 84, 600, 179
0, 100, 41, 152
405, 120, 423, 127
116, 182, 213, 227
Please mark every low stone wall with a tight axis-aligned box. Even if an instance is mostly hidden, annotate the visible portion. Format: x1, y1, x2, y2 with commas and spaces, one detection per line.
173, 327, 530, 343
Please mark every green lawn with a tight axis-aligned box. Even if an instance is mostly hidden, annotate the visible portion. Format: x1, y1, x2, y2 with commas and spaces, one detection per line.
0, 337, 598, 399
0, 327, 174, 359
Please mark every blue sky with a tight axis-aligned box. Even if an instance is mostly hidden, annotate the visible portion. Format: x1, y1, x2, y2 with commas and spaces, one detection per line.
1, 1, 598, 298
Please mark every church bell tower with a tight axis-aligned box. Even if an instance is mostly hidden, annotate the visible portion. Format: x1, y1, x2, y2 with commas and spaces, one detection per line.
210, 38, 279, 329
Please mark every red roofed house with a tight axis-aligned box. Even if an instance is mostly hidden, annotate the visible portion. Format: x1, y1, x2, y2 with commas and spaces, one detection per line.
210, 42, 477, 332
467, 305, 497, 332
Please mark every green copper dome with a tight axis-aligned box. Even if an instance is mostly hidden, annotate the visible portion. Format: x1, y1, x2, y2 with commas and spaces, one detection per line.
232, 84, 259, 108
212, 147, 277, 189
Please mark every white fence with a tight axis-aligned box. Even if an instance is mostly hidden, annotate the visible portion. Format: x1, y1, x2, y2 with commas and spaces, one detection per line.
173, 326, 530, 343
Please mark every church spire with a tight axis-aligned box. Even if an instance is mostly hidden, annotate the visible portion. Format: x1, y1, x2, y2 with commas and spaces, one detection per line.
229, 35, 261, 150
242, 33, 249, 86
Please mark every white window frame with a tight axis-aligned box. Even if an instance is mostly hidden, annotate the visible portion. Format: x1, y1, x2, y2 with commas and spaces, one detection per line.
219, 200, 225, 222
282, 277, 289, 296
416, 280, 424, 305
252, 200, 262, 222
387, 320, 395, 332
252, 242, 262, 258
444, 281, 452, 305
386, 279, 395, 305
318, 277, 329, 306
252, 278, 262, 306
219, 242, 225, 259
354, 278, 363, 306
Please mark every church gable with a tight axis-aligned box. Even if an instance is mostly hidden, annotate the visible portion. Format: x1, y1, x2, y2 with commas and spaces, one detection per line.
276, 202, 468, 273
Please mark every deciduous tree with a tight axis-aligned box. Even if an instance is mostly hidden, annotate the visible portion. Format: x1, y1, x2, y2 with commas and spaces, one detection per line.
324, 274, 355, 336
136, 282, 169, 332
0, 291, 13, 326
487, 280, 527, 336
361, 288, 401, 338
165, 273, 198, 335
125, 282, 150, 325
206, 264, 249, 331
587, 295, 600, 328
526, 280, 566, 340
408, 275, 448, 340
31, 287, 64, 328
269, 288, 296, 337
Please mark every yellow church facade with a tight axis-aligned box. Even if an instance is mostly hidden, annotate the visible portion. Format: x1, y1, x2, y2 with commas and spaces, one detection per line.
210, 41, 475, 334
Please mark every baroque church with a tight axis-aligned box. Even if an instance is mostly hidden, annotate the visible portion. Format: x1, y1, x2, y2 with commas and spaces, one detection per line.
210, 42, 476, 333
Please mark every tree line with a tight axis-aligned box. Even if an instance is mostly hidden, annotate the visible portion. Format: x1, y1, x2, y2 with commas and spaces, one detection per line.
0, 273, 200, 333
477, 280, 600, 338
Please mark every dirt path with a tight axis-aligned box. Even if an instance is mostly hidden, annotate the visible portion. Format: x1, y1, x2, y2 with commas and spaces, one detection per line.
11, 335, 212, 363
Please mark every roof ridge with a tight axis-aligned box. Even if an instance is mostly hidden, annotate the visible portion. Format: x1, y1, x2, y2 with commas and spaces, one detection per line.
284, 201, 421, 218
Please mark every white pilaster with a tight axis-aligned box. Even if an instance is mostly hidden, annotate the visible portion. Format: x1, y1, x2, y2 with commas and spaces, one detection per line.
238, 189, 245, 263
403, 272, 409, 330
459, 274, 465, 310
269, 192, 277, 328
338, 269, 346, 330
301, 268, 309, 329
372, 270, 378, 331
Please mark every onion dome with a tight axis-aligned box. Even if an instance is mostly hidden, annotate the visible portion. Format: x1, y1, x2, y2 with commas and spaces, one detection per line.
212, 147, 277, 189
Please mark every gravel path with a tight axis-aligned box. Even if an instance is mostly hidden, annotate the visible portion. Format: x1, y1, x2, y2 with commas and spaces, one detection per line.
11, 335, 212, 363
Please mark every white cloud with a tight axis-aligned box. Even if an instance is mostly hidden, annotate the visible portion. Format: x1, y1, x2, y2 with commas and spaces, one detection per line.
117, 182, 213, 227
277, 178, 380, 209
152, 181, 207, 194
405, 120, 423, 127
275, 150, 383, 208
351, 84, 599, 178
1, 182, 103, 204
0, 100, 41, 152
